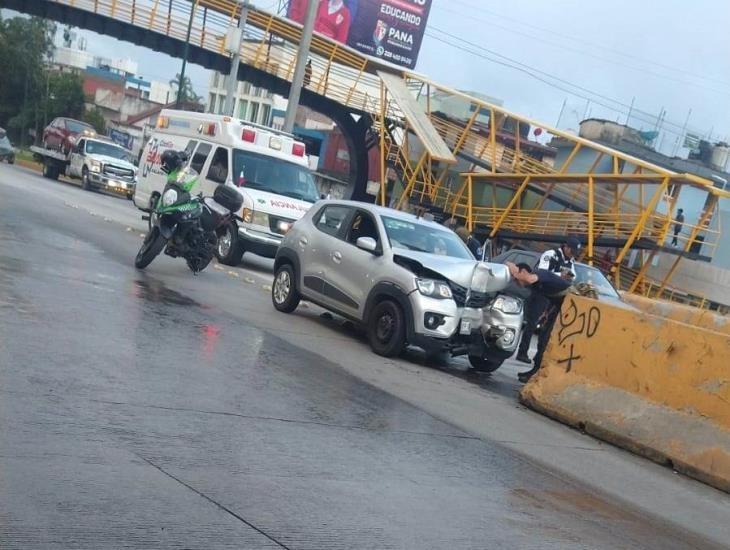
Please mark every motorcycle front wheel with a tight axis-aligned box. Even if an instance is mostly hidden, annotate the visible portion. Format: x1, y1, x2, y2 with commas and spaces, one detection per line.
135, 226, 167, 269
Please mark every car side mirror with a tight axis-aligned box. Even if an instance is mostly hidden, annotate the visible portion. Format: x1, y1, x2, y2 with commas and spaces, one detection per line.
356, 236, 378, 254
320, 193, 327, 200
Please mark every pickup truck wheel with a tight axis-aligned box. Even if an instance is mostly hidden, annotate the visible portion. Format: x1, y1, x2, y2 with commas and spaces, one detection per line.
42, 162, 59, 180
368, 300, 406, 357
215, 222, 245, 266
81, 167, 91, 190
272, 264, 301, 313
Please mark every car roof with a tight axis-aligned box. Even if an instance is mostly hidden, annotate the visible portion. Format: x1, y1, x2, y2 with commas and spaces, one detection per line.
494, 248, 600, 270
319, 200, 452, 230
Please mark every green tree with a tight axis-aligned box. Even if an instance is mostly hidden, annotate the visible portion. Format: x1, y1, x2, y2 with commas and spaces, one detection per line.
82, 107, 107, 134
0, 15, 56, 143
169, 74, 202, 104
43, 73, 86, 122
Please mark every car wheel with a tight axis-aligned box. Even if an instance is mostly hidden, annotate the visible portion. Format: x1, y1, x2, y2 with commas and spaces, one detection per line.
272, 263, 301, 313
8, 156, 14, 165
368, 300, 406, 357
468, 355, 504, 373
42, 162, 59, 180
81, 167, 91, 190
215, 222, 245, 266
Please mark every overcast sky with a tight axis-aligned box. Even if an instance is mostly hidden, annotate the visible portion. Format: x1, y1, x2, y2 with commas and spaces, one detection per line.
6, 0, 730, 153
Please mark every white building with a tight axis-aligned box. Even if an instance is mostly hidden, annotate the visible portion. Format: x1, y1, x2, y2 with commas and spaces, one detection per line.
207, 71, 277, 126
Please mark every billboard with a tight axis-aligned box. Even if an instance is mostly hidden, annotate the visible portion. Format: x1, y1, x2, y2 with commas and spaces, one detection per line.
287, 0, 433, 69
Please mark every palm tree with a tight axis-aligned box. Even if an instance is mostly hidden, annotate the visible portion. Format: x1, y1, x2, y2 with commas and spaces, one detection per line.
169, 74, 201, 104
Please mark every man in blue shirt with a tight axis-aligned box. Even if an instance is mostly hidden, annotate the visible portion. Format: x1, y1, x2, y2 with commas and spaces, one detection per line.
507, 262, 573, 383
515, 237, 580, 364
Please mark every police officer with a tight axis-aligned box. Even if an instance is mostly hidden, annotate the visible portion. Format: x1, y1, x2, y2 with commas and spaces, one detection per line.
506, 262, 574, 382
514, 237, 581, 364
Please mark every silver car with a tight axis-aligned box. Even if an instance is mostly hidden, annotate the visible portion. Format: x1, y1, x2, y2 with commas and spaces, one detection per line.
272, 201, 523, 371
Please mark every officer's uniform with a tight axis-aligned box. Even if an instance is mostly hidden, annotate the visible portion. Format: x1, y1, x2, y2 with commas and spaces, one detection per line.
515, 246, 576, 361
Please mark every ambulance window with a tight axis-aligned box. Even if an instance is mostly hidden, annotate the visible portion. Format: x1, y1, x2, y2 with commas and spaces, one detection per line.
207, 147, 229, 184
190, 143, 211, 173
184, 140, 198, 158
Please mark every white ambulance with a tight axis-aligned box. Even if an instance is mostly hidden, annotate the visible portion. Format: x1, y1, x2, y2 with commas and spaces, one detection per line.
134, 109, 320, 265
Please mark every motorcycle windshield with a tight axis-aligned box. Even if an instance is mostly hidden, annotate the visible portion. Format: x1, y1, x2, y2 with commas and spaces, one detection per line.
171, 166, 200, 192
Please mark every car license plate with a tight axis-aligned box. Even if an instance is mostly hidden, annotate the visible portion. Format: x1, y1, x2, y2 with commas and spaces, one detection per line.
460, 320, 472, 335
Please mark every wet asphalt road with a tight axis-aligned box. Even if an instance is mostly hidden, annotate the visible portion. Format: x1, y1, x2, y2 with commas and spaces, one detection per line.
1, 164, 728, 549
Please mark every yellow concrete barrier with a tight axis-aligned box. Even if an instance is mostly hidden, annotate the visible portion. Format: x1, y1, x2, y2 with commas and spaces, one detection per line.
520, 295, 730, 492
621, 293, 730, 336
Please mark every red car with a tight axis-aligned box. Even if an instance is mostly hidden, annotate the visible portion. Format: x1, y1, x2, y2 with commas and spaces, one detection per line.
42, 117, 96, 154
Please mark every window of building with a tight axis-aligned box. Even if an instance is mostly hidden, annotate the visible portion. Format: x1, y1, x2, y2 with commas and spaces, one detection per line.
213, 72, 220, 87
261, 104, 271, 126
265, 89, 273, 99
250, 86, 258, 97
242, 82, 251, 95
208, 93, 217, 113
249, 102, 260, 124
238, 100, 248, 120
218, 95, 226, 114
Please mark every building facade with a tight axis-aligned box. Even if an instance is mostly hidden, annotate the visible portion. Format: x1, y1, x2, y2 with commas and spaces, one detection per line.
206, 72, 277, 127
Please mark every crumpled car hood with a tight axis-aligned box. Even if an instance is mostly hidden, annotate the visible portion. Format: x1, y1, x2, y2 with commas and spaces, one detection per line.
393, 249, 511, 292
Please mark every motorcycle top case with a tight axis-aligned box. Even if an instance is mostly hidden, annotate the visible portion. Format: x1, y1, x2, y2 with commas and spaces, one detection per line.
213, 185, 243, 213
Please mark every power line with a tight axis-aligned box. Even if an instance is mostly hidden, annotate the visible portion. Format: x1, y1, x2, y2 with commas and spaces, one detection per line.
431, 2, 729, 97
446, 0, 730, 89
425, 26, 707, 138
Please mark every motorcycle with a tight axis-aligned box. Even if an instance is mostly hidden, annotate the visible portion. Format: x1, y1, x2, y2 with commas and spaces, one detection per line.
134, 150, 243, 273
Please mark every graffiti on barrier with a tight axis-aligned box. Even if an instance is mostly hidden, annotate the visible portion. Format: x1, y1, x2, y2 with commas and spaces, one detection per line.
555, 298, 601, 372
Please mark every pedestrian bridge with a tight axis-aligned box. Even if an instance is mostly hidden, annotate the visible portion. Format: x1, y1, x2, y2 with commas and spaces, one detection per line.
10, 0, 728, 304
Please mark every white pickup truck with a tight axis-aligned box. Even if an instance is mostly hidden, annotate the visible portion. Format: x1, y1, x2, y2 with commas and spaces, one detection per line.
31, 137, 137, 199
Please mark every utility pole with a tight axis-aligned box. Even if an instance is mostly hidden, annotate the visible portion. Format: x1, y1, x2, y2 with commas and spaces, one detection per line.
176, 1, 197, 108
625, 96, 635, 126
283, 0, 318, 133
555, 98, 567, 128
223, 0, 250, 117
672, 108, 692, 157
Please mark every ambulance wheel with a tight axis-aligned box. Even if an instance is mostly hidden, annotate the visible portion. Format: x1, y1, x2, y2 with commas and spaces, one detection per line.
215, 222, 245, 266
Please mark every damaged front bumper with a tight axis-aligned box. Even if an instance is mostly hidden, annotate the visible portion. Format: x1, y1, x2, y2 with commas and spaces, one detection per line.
451, 297, 524, 357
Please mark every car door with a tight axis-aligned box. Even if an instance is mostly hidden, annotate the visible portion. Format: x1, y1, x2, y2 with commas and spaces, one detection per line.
300, 204, 353, 310
325, 209, 388, 320
68, 139, 85, 177
45, 119, 61, 149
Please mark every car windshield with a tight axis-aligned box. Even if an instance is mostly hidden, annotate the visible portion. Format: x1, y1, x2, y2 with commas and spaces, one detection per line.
66, 120, 94, 134
382, 216, 474, 260
232, 149, 319, 203
86, 141, 132, 162
0, 136, 11, 148
574, 264, 620, 298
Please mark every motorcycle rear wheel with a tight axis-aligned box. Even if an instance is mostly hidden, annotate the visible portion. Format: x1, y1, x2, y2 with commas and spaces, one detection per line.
135, 227, 166, 269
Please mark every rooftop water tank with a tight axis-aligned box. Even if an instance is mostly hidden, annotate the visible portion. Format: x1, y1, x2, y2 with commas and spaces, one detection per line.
711, 144, 729, 171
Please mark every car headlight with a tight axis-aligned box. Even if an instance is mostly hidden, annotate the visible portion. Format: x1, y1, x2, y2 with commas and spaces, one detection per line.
492, 295, 522, 314
416, 278, 453, 299
161, 188, 179, 207
252, 211, 269, 227
89, 159, 102, 173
